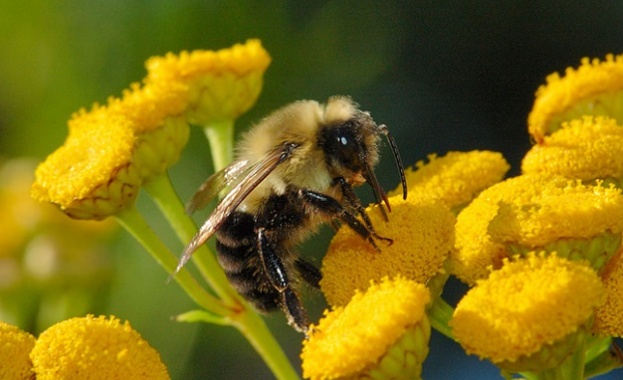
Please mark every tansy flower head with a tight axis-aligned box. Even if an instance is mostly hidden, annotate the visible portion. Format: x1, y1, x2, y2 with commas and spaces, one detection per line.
321, 193, 455, 306
522, 116, 623, 185
488, 180, 623, 271
0, 322, 35, 380
451, 253, 605, 372
389, 150, 510, 213
31, 315, 169, 380
528, 53, 623, 143
32, 82, 190, 219
594, 248, 623, 337
302, 277, 431, 380
145, 39, 271, 125
31, 110, 141, 220
451, 175, 552, 284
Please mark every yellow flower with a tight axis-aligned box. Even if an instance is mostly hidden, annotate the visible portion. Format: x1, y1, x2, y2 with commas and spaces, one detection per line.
451, 253, 605, 372
389, 150, 510, 213
594, 248, 623, 337
31, 109, 141, 219
528, 53, 623, 143
522, 116, 623, 184
145, 39, 271, 125
31, 81, 190, 219
451, 175, 623, 283
451, 175, 550, 284
321, 193, 455, 306
489, 180, 623, 271
302, 277, 431, 380
31, 315, 169, 380
0, 322, 35, 380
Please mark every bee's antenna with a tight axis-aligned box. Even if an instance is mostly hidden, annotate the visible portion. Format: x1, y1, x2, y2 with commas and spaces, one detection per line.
378, 124, 408, 200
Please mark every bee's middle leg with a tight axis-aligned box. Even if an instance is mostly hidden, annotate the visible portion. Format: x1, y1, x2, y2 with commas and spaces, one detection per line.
257, 227, 309, 333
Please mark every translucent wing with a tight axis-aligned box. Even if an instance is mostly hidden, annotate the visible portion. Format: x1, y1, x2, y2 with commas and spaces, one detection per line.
185, 159, 251, 214
174, 142, 299, 276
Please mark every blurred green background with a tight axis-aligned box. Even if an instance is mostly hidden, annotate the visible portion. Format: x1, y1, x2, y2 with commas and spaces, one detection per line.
1, 1, 622, 379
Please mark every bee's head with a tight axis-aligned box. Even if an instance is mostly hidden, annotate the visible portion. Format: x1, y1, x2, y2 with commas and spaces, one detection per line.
319, 97, 407, 213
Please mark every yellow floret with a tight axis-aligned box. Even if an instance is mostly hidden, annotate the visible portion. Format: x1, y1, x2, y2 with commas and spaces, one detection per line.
451, 175, 552, 284
321, 193, 455, 306
302, 277, 431, 380
0, 322, 35, 380
522, 116, 623, 183
31, 315, 169, 380
31, 114, 141, 219
528, 54, 623, 142
145, 39, 271, 125
451, 253, 604, 371
389, 150, 510, 212
594, 249, 623, 337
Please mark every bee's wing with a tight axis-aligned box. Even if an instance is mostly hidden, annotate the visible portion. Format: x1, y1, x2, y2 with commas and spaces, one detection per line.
185, 159, 251, 214
174, 142, 299, 275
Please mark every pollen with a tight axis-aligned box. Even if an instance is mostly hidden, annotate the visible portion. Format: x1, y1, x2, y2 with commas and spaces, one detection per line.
528, 53, 623, 143
320, 193, 455, 306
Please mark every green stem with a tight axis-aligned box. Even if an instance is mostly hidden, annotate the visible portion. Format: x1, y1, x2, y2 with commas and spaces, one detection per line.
115, 205, 231, 317
203, 119, 234, 172
427, 296, 455, 341
561, 336, 586, 380
144, 174, 238, 304
232, 309, 301, 380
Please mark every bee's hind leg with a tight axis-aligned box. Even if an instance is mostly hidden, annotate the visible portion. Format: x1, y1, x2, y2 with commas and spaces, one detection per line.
257, 228, 310, 333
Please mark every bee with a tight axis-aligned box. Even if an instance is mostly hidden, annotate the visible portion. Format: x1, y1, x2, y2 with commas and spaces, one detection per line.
176, 96, 407, 333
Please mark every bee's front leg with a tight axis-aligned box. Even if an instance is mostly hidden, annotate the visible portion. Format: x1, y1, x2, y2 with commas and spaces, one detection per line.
298, 189, 392, 249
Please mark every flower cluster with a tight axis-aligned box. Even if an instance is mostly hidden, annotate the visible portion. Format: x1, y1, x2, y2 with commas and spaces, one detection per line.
31, 39, 269, 220
303, 55, 623, 379
25, 38, 623, 379
1, 315, 169, 380
447, 54, 623, 378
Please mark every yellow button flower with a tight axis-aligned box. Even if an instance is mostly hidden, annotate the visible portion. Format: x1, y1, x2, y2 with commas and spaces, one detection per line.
145, 39, 271, 125
528, 53, 623, 143
0, 322, 35, 380
31, 315, 169, 380
302, 277, 431, 380
451, 175, 551, 284
107, 82, 190, 182
32, 81, 190, 219
389, 150, 510, 213
451, 253, 605, 373
451, 175, 623, 283
489, 180, 623, 271
522, 116, 623, 184
31, 109, 141, 220
321, 193, 455, 306
594, 249, 623, 337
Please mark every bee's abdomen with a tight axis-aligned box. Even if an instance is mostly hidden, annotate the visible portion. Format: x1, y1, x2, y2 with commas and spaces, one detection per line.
215, 211, 281, 313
